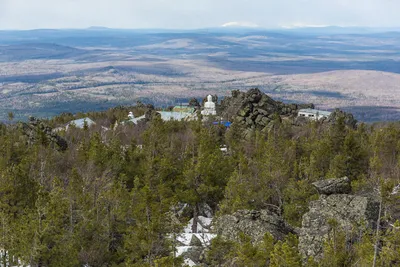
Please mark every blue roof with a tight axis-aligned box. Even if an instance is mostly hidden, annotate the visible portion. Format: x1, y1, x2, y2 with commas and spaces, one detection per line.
213, 121, 232, 127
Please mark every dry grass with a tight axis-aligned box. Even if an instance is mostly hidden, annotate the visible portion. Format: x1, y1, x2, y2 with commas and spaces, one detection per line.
1, 58, 400, 121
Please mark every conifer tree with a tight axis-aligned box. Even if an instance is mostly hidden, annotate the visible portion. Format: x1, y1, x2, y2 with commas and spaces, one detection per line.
270, 234, 302, 267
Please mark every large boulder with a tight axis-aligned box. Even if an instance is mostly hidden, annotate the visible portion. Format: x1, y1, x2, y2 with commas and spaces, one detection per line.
312, 177, 352, 195
325, 108, 358, 129
181, 246, 203, 265
299, 191, 380, 261
220, 88, 314, 133
213, 209, 296, 244
18, 117, 68, 151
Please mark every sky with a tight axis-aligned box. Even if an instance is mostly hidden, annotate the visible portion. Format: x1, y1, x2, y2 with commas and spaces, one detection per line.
0, 0, 399, 30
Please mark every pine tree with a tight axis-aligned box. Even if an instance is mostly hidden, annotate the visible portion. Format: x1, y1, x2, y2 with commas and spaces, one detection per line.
379, 220, 400, 266
180, 123, 232, 230
270, 234, 302, 267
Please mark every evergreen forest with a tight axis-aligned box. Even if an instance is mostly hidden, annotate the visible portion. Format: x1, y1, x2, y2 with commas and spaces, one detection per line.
0, 101, 400, 267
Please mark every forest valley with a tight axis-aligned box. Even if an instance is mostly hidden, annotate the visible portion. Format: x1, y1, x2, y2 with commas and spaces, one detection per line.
0, 88, 399, 267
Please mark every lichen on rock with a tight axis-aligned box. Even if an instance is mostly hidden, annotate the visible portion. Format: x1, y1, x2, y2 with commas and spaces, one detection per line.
220, 88, 314, 133
312, 176, 352, 195
299, 177, 380, 261
18, 117, 68, 151
214, 209, 296, 244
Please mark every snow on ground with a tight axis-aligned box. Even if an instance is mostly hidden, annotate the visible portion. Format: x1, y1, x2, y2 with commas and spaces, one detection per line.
0, 250, 30, 267
184, 258, 197, 267
183, 216, 213, 233
176, 216, 216, 258
177, 233, 216, 248
391, 184, 400, 195
176, 246, 192, 256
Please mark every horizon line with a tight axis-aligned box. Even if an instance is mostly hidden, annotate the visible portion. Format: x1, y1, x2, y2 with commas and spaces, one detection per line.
1, 25, 400, 31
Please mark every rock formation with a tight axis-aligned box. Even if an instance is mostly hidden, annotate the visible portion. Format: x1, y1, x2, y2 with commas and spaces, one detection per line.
325, 108, 358, 129
188, 98, 201, 109
220, 88, 358, 135
213, 209, 296, 244
18, 117, 68, 151
220, 88, 314, 132
299, 177, 380, 261
312, 176, 352, 195
144, 104, 160, 121
180, 246, 204, 266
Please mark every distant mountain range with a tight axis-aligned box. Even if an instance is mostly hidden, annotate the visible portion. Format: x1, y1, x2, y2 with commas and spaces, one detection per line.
0, 27, 400, 122
1, 26, 400, 35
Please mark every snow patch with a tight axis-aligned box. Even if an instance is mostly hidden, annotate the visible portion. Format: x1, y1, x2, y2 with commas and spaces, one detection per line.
177, 233, 216, 247
176, 246, 192, 257
175, 216, 216, 262
391, 184, 400, 195
221, 21, 259, 28
184, 258, 197, 267
183, 216, 212, 233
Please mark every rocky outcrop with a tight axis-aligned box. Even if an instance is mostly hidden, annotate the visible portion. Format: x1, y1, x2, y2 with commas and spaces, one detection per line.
144, 104, 161, 121
299, 178, 380, 261
312, 176, 352, 195
189, 98, 201, 109
18, 117, 68, 151
181, 246, 204, 266
220, 88, 314, 132
220, 89, 358, 134
325, 108, 358, 129
214, 209, 296, 244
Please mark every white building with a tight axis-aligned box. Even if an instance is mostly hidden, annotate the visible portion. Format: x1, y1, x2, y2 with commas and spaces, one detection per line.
298, 109, 331, 120
157, 111, 193, 121
201, 95, 217, 116
125, 111, 193, 125
127, 113, 146, 125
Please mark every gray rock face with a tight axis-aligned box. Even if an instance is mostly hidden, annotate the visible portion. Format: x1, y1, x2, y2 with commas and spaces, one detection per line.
326, 109, 358, 129
214, 209, 296, 244
189, 235, 203, 247
181, 246, 203, 264
220, 88, 314, 133
312, 177, 352, 195
18, 117, 68, 151
299, 193, 380, 260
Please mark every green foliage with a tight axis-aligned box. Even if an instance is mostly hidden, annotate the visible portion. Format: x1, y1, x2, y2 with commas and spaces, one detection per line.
206, 235, 236, 266
1, 106, 400, 265
206, 233, 275, 267
283, 179, 317, 227
270, 234, 302, 267
221, 131, 293, 213
379, 220, 400, 266
234, 233, 274, 267
319, 220, 363, 267
7, 112, 14, 121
